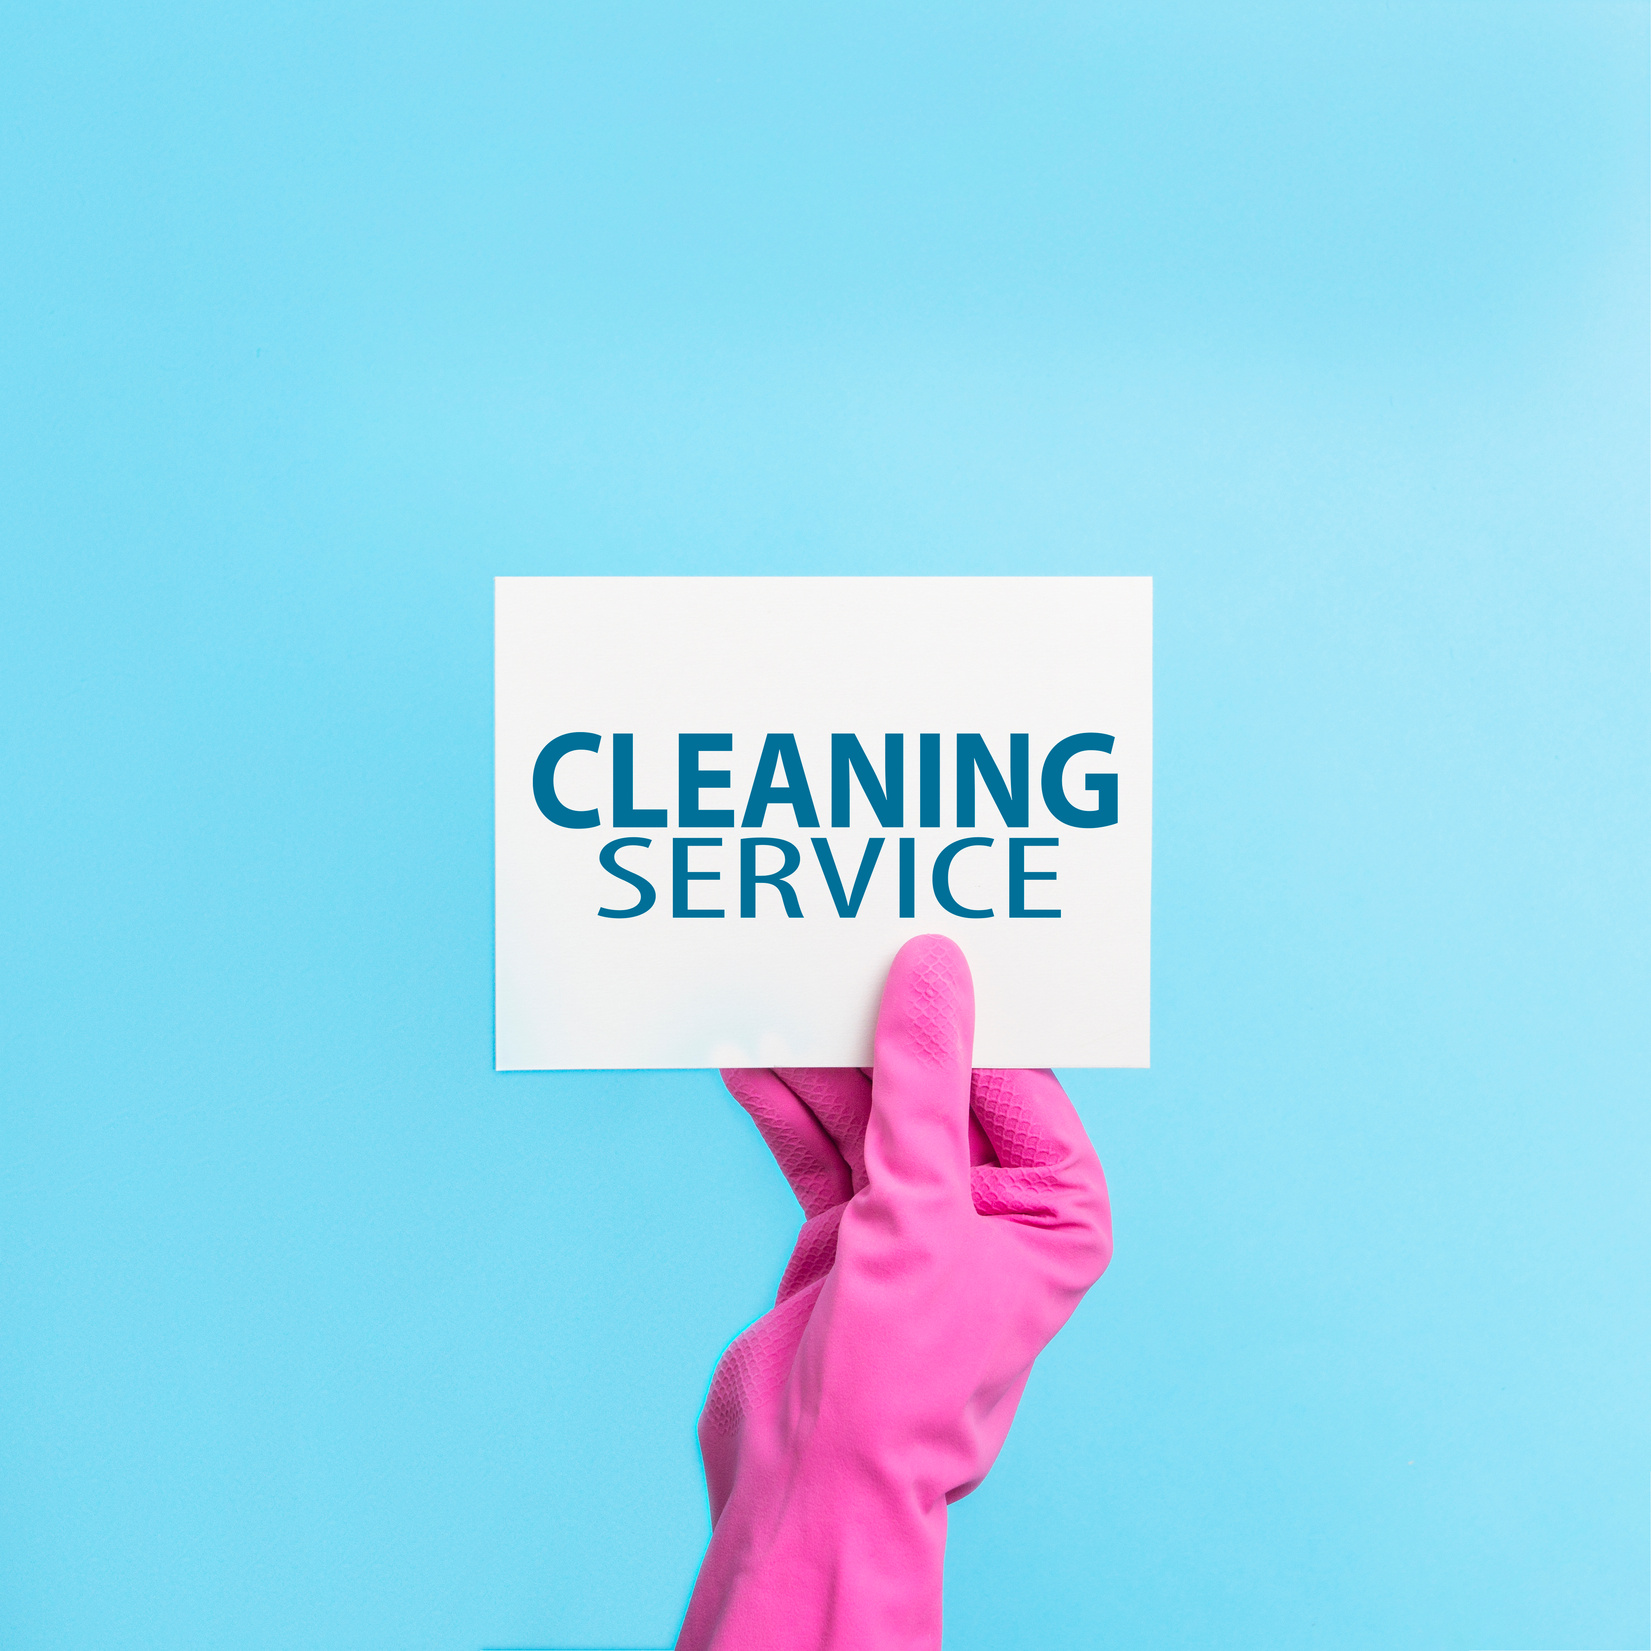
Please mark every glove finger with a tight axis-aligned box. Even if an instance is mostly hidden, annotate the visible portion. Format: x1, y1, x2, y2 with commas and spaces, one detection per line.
720, 1068, 852, 1218
968, 1068, 1096, 1168
968, 1068, 1112, 1278
863, 934, 975, 1219
770, 1067, 872, 1192
971, 1163, 1062, 1221
875, 1063, 996, 1163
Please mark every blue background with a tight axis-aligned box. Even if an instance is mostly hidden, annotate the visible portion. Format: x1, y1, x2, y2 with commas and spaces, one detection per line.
3, 6, 1647, 1648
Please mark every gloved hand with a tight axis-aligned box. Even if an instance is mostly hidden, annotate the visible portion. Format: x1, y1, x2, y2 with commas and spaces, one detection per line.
675, 934, 1113, 1651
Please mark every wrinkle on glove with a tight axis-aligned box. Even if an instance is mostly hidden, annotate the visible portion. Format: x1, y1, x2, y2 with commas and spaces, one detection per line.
676, 936, 1112, 1651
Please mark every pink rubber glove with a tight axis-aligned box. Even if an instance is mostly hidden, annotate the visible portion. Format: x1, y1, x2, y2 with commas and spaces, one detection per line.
675, 934, 1113, 1651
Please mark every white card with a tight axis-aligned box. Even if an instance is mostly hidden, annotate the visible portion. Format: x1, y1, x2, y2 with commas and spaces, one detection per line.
495, 576, 1151, 1069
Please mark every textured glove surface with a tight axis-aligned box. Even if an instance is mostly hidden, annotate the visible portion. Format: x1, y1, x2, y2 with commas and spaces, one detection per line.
675, 935, 1113, 1651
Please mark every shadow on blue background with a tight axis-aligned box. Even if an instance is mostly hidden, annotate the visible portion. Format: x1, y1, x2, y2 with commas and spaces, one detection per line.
1, 5, 1647, 1649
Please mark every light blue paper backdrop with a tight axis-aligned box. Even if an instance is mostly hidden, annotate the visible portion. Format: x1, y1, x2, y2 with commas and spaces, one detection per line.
2, 6, 1646, 1648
